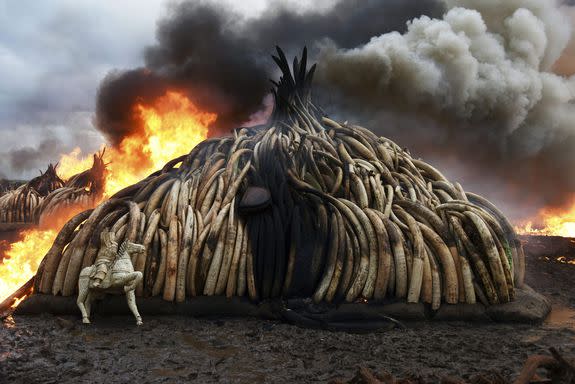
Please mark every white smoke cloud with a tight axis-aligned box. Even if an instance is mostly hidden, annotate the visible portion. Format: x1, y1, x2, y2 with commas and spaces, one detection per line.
315, 0, 575, 219
445, 0, 571, 69
318, 1, 574, 134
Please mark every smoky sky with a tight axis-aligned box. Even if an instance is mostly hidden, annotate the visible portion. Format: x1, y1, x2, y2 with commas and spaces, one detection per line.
4, 0, 575, 223
2, 0, 442, 177
0, 0, 165, 179
95, 0, 444, 142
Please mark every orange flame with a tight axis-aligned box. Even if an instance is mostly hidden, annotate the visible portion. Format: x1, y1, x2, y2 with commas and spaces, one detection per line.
58, 147, 94, 180
0, 91, 214, 303
104, 91, 216, 196
516, 199, 575, 238
0, 229, 55, 303
59, 91, 216, 197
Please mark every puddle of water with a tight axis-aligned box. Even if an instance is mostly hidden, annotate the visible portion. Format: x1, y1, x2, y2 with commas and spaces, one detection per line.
544, 305, 575, 329
151, 367, 186, 378
522, 333, 543, 343
83, 334, 97, 343
226, 364, 267, 384
180, 333, 238, 359
0, 351, 13, 362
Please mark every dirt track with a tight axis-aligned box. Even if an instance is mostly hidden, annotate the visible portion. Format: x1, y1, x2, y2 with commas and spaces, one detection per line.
1, 235, 574, 383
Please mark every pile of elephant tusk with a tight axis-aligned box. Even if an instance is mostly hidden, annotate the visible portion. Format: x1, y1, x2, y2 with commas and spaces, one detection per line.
0, 163, 64, 224
0, 184, 45, 224
34, 151, 107, 226
33, 48, 523, 310
0, 152, 106, 226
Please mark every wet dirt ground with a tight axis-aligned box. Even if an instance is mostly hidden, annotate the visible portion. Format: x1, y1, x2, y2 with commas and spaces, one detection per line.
1, 235, 574, 383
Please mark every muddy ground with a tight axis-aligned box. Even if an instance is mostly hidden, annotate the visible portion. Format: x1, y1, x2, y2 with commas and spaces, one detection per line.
1, 235, 575, 383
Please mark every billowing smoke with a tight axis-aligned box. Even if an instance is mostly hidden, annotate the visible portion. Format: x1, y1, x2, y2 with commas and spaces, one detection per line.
95, 0, 443, 139
316, 0, 575, 220
95, 0, 575, 221
96, 69, 167, 146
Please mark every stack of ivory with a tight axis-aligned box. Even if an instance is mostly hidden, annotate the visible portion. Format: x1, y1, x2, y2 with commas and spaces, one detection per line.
0, 164, 64, 224
33, 151, 107, 227
0, 185, 44, 223
34, 48, 523, 309
34, 187, 99, 227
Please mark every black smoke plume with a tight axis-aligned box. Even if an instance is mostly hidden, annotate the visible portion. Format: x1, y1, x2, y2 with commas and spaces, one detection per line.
95, 0, 443, 139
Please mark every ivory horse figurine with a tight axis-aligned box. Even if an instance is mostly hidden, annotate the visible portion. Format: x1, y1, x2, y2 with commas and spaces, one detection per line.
77, 240, 146, 325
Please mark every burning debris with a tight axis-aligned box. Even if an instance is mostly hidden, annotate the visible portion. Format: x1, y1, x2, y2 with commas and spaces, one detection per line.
26, 49, 525, 317
0, 277, 33, 317
0, 229, 55, 311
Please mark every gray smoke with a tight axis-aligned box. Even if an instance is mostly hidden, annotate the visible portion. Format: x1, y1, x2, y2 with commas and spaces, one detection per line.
316, 0, 575, 221
7, 137, 66, 174
0, 114, 102, 181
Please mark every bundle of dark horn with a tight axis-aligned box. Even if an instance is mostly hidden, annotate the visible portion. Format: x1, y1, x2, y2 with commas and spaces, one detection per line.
33, 48, 524, 309
34, 150, 107, 227
0, 164, 64, 224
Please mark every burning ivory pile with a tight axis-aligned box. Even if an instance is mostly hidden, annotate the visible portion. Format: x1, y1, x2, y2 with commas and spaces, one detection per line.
32, 49, 524, 312
0, 164, 64, 224
33, 151, 107, 227
0, 152, 106, 227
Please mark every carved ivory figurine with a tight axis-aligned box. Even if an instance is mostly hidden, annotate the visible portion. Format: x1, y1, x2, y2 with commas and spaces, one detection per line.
77, 230, 146, 325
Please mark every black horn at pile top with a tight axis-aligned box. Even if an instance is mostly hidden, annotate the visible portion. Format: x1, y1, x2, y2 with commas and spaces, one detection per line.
270, 46, 316, 121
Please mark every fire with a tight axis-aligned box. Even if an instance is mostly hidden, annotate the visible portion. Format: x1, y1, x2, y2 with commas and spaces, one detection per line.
104, 91, 216, 196
58, 147, 95, 180
516, 200, 575, 238
58, 91, 216, 197
0, 91, 214, 304
0, 229, 56, 303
